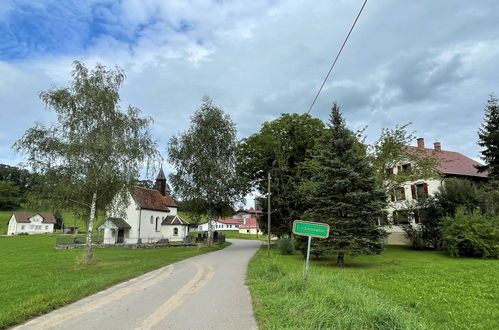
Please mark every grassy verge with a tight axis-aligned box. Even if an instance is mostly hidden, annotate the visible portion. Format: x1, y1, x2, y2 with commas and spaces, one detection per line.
247, 245, 499, 329
0, 235, 230, 329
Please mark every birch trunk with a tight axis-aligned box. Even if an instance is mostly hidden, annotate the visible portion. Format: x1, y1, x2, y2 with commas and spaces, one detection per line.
86, 191, 97, 260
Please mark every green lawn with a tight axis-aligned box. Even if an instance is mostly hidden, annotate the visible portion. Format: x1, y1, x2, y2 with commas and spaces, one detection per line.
0, 235, 230, 329
247, 245, 499, 329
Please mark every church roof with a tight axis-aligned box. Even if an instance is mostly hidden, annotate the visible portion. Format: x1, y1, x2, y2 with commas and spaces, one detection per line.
132, 186, 172, 212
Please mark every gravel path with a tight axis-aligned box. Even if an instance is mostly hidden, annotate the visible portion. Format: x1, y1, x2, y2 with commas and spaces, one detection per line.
15, 239, 262, 330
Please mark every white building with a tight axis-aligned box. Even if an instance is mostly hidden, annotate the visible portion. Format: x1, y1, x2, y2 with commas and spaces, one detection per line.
197, 218, 242, 232
383, 138, 489, 244
7, 213, 56, 235
233, 209, 263, 219
99, 169, 189, 244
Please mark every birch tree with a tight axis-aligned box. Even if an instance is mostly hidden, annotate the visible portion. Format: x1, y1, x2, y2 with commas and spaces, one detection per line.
14, 61, 158, 260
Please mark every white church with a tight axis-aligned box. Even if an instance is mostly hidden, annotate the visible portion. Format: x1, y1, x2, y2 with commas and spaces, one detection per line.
99, 169, 189, 244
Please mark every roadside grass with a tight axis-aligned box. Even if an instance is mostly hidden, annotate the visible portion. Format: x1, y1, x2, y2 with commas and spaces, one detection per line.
189, 230, 269, 241
0, 234, 230, 329
247, 245, 499, 329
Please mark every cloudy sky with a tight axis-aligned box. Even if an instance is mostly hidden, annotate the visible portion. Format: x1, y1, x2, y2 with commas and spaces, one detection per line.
1, 0, 498, 179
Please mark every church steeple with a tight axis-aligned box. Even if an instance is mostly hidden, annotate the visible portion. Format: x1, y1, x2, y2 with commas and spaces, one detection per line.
155, 168, 166, 196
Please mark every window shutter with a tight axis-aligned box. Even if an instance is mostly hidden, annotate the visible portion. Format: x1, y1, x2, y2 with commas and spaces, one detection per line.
397, 166, 402, 173
407, 163, 412, 169
411, 185, 416, 199
390, 191, 395, 201
423, 183, 429, 196
383, 215, 388, 225
389, 168, 394, 175
401, 187, 406, 200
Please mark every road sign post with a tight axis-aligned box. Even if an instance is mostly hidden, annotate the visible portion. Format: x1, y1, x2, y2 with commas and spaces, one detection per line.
292, 220, 330, 280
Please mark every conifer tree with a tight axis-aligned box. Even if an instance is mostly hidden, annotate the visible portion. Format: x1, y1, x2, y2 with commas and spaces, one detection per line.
303, 103, 387, 267
476, 94, 499, 178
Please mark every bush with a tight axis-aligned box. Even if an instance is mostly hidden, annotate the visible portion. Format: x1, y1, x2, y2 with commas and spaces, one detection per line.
442, 207, 499, 258
277, 238, 294, 255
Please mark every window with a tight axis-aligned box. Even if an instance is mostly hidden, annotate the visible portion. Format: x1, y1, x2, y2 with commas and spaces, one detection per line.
173, 227, 178, 236
36, 225, 42, 230
29, 225, 34, 230
402, 163, 412, 171
391, 187, 406, 201
45, 226, 49, 230
150, 216, 153, 224
155, 217, 159, 231
412, 183, 429, 199
21, 225, 25, 230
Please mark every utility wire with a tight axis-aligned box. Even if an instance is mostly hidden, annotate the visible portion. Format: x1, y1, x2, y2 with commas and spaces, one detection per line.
307, 0, 368, 114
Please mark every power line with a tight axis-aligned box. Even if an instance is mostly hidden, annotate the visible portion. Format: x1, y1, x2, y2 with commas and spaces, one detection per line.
307, 0, 368, 115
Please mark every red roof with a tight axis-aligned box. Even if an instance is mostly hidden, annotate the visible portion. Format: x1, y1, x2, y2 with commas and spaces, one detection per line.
405, 146, 488, 178
239, 218, 259, 229
218, 218, 244, 225
132, 186, 174, 212
12, 212, 56, 224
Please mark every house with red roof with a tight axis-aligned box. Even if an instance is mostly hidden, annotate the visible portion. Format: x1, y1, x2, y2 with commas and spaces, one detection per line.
99, 169, 189, 244
383, 138, 488, 244
7, 213, 56, 235
238, 217, 261, 235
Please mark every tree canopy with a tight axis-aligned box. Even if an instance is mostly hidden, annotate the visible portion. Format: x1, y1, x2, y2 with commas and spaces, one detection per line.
168, 96, 245, 243
476, 94, 499, 178
238, 113, 325, 237
14, 61, 158, 259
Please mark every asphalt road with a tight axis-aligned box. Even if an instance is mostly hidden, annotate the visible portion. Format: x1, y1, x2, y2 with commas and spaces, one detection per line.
15, 239, 262, 330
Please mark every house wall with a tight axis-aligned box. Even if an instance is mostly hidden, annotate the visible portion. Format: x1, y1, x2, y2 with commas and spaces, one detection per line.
7, 214, 54, 235
197, 221, 240, 232
161, 225, 189, 242
239, 227, 262, 235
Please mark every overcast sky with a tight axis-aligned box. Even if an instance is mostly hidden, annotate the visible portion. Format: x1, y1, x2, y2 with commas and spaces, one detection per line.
1, 0, 498, 185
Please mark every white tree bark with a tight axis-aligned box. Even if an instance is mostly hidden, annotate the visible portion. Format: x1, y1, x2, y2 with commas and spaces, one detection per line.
86, 191, 97, 260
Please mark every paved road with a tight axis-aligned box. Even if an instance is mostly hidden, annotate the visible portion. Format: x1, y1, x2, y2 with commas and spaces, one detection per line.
15, 239, 262, 330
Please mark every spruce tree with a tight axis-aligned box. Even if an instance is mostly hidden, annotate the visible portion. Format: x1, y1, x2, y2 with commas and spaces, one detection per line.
304, 103, 387, 267
476, 94, 499, 178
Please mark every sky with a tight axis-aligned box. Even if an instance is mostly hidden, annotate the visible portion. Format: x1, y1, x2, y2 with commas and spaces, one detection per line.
1, 0, 498, 206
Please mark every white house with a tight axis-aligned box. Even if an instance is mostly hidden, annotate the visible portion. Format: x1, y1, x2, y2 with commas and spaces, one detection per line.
99, 169, 189, 244
383, 138, 489, 244
7, 213, 56, 235
239, 217, 262, 235
197, 218, 243, 232
233, 209, 263, 219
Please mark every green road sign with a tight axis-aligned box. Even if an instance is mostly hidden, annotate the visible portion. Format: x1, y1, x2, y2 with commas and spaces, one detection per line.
293, 220, 329, 238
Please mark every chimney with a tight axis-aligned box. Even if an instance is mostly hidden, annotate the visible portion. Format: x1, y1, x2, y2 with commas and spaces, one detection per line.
417, 138, 425, 148
434, 142, 441, 151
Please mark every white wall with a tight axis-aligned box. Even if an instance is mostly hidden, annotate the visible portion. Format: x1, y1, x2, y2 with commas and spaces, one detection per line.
197, 220, 239, 232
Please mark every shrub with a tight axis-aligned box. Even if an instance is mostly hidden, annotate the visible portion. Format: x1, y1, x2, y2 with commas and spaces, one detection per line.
442, 207, 499, 258
277, 238, 294, 255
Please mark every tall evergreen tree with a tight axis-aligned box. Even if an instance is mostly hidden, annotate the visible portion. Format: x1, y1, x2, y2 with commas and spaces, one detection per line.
476, 94, 499, 178
303, 103, 387, 267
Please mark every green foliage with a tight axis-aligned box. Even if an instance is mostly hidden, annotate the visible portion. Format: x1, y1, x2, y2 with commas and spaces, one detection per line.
369, 124, 440, 192
301, 103, 387, 266
442, 207, 499, 258
14, 61, 158, 259
247, 245, 499, 329
402, 197, 444, 249
476, 94, 499, 178
0, 181, 21, 210
0, 163, 34, 196
435, 178, 483, 216
168, 97, 245, 244
0, 235, 229, 328
238, 113, 325, 238
277, 237, 294, 255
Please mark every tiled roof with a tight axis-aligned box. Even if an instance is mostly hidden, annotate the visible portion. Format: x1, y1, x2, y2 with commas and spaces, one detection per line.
405, 146, 488, 178
12, 212, 56, 224
239, 218, 259, 229
161, 215, 189, 225
218, 218, 244, 225
132, 186, 175, 212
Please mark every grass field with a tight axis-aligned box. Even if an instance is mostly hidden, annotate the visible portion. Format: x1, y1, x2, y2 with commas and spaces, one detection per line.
247, 245, 499, 329
0, 235, 230, 329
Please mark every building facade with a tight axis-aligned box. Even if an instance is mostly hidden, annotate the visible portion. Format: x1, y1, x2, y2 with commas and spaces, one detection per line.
7, 213, 56, 235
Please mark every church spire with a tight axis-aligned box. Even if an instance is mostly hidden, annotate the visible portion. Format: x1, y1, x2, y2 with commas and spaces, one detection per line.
155, 168, 166, 196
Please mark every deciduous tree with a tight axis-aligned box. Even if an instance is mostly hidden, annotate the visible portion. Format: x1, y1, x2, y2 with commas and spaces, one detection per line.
14, 61, 158, 259
168, 96, 245, 245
